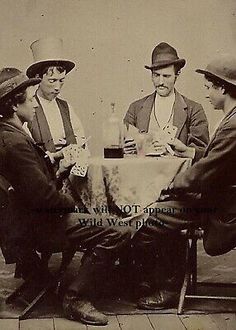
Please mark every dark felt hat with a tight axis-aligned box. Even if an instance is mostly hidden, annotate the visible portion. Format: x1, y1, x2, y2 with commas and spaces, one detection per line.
0, 68, 40, 103
26, 37, 75, 78
145, 42, 186, 70
196, 54, 236, 87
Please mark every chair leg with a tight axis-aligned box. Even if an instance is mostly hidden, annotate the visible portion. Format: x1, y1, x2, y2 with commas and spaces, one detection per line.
19, 281, 56, 320
7, 249, 76, 319
190, 238, 197, 294
177, 239, 191, 315
6, 274, 57, 320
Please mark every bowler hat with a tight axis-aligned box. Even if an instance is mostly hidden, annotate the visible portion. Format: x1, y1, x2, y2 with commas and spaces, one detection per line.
196, 54, 236, 86
26, 37, 75, 78
145, 42, 186, 70
0, 68, 40, 103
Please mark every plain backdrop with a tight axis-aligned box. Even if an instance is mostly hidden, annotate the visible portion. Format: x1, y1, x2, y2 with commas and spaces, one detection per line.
0, 0, 236, 155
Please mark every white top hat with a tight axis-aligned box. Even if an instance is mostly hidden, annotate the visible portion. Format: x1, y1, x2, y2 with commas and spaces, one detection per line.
26, 37, 75, 78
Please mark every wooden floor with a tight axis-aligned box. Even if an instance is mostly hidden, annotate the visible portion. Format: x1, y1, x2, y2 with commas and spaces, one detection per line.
1, 314, 236, 330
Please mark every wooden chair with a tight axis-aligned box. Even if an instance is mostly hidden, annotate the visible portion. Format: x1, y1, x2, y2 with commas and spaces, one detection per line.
177, 228, 236, 314
0, 174, 76, 320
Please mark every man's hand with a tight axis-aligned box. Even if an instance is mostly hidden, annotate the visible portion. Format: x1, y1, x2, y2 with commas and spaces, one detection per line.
45, 150, 64, 164
123, 138, 137, 155
158, 182, 175, 201
169, 138, 195, 159
56, 158, 76, 179
169, 138, 187, 152
151, 139, 166, 152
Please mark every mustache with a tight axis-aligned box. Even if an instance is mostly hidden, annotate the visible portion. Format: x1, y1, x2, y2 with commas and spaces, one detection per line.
157, 85, 167, 88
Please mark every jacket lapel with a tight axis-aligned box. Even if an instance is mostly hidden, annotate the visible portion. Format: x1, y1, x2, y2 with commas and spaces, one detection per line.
138, 92, 156, 132
137, 90, 187, 134
205, 106, 236, 154
30, 95, 56, 152
173, 90, 188, 138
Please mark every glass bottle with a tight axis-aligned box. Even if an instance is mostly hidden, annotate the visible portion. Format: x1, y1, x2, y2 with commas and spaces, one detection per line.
103, 102, 123, 158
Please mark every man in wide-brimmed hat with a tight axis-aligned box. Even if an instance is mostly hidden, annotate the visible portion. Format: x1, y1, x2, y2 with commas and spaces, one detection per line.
26, 37, 85, 153
123, 42, 209, 300
133, 53, 236, 310
0, 67, 131, 325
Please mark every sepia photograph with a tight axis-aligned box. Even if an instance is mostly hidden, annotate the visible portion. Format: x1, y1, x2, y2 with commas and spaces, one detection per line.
0, 0, 236, 329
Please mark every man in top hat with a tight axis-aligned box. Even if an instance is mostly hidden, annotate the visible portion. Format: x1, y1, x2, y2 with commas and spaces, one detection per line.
26, 37, 86, 153
124, 42, 209, 296
133, 53, 236, 309
124, 42, 209, 161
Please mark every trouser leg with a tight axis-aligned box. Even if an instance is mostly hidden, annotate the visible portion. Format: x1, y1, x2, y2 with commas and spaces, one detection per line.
62, 213, 131, 297
133, 199, 200, 309
155, 232, 187, 290
133, 199, 199, 291
132, 225, 159, 290
61, 213, 131, 325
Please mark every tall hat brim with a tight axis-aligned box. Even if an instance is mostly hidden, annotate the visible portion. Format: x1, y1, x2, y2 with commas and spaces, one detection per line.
145, 58, 186, 70
26, 59, 75, 78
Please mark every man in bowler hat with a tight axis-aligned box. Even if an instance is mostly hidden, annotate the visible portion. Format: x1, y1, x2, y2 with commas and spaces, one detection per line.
124, 42, 209, 161
134, 54, 236, 309
26, 37, 86, 153
124, 42, 209, 296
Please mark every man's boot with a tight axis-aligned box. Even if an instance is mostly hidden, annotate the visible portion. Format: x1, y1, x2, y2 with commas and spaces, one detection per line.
63, 252, 109, 326
137, 234, 185, 310
137, 251, 180, 310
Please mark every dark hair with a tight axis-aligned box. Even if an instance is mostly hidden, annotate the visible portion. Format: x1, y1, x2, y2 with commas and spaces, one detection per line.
205, 73, 236, 98
0, 89, 27, 119
36, 65, 66, 79
174, 63, 183, 75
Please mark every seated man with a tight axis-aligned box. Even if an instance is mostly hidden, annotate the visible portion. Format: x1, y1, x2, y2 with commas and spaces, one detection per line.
0, 67, 131, 326
133, 54, 236, 309
26, 37, 85, 153
124, 42, 209, 161
124, 42, 209, 293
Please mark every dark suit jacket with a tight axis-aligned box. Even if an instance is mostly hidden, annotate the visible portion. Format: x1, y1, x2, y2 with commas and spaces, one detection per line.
0, 122, 75, 263
172, 107, 236, 255
124, 90, 209, 161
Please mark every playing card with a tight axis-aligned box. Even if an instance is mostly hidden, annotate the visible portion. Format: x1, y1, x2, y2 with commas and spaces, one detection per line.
62, 144, 89, 177
70, 164, 87, 177
163, 124, 178, 143
76, 136, 88, 148
62, 144, 82, 163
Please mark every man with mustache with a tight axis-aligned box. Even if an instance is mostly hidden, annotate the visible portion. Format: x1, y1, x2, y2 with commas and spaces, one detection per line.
123, 42, 209, 297
124, 42, 209, 161
134, 54, 236, 309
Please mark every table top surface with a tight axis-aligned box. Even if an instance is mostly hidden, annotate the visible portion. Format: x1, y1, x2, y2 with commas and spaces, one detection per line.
88, 155, 191, 165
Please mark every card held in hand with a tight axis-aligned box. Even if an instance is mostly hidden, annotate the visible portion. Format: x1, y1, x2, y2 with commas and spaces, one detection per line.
163, 124, 178, 143
62, 144, 89, 177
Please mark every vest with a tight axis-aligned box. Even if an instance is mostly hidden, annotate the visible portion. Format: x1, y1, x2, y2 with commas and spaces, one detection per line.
29, 96, 77, 152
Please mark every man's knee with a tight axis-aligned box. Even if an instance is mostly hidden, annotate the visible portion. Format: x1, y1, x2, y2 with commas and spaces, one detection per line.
111, 226, 132, 243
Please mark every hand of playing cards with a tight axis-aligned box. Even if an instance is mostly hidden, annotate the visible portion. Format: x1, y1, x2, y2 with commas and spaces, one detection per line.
154, 124, 178, 145
148, 124, 177, 155
61, 142, 90, 177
